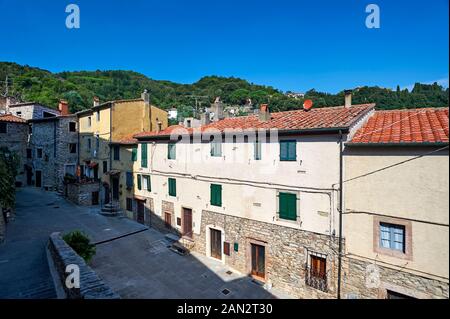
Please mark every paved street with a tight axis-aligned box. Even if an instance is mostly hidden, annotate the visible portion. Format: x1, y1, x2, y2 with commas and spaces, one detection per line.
0, 187, 291, 299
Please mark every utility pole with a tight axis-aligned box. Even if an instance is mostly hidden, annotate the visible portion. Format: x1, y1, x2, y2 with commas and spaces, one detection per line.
337, 130, 344, 299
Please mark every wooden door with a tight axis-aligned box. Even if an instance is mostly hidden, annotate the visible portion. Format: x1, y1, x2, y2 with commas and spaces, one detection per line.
112, 178, 119, 200
164, 212, 172, 228
182, 208, 193, 238
35, 170, 42, 187
137, 201, 145, 224
104, 185, 110, 204
251, 243, 265, 279
210, 228, 222, 260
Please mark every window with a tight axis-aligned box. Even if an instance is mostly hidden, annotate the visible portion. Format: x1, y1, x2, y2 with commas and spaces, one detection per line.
69, 143, 77, 154
306, 253, 327, 292
210, 140, 222, 157
131, 147, 137, 162
37, 148, 43, 159
278, 192, 297, 221
103, 161, 108, 174
87, 138, 91, 151
26, 148, 32, 159
143, 175, 151, 191
126, 172, 133, 188
69, 122, 76, 132
210, 184, 222, 207
168, 178, 176, 196
254, 140, 262, 160
380, 223, 405, 252
141, 143, 148, 168
126, 198, 133, 212
280, 140, 296, 161
137, 174, 142, 190
168, 143, 176, 160
0, 122, 7, 133
96, 110, 100, 122
87, 116, 92, 127
96, 135, 99, 150
113, 145, 120, 160
16, 111, 22, 117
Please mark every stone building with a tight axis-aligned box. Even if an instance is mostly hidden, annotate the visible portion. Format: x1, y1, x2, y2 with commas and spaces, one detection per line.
3, 101, 60, 120
132, 99, 375, 298
342, 108, 449, 299
0, 114, 29, 186
74, 91, 168, 207
28, 101, 78, 191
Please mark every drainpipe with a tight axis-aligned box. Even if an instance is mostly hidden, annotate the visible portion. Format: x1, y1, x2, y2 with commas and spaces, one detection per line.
337, 130, 344, 299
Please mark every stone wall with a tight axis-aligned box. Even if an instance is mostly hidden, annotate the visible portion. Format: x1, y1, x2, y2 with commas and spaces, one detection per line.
67, 182, 100, 206
55, 116, 78, 192
342, 256, 449, 299
48, 232, 119, 299
0, 121, 28, 186
0, 207, 5, 243
191, 210, 340, 299
30, 120, 57, 189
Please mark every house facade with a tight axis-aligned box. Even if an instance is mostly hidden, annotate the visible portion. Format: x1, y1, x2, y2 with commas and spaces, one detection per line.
0, 114, 29, 186
28, 100, 78, 191
342, 108, 449, 299
4, 102, 60, 120
74, 92, 168, 206
131, 102, 375, 298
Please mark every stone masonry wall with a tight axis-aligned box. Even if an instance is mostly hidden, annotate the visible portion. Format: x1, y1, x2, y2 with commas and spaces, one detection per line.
31, 120, 57, 189
342, 256, 449, 299
48, 232, 120, 299
191, 210, 341, 299
0, 122, 28, 186
67, 182, 100, 206
0, 206, 5, 243
55, 116, 78, 193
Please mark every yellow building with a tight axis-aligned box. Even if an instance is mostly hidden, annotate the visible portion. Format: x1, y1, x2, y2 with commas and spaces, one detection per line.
75, 91, 168, 207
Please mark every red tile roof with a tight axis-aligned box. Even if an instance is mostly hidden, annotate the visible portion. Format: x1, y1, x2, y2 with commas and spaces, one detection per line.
349, 108, 449, 145
111, 133, 138, 145
0, 114, 27, 124
134, 104, 375, 139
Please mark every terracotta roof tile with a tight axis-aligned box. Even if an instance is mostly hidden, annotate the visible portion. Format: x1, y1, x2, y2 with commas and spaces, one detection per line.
350, 108, 449, 145
0, 114, 27, 124
134, 104, 375, 139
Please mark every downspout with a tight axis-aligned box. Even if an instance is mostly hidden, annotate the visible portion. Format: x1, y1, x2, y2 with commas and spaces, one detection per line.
337, 130, 344, 299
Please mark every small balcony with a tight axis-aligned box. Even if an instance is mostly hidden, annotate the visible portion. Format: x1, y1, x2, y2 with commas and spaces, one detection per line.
305, 265, 328, 292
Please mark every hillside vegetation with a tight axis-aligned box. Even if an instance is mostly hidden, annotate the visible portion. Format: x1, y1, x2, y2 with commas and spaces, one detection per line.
1, 62, 448, 115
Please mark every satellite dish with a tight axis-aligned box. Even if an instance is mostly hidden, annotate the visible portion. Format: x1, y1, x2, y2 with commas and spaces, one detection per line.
303, 99, 313, 111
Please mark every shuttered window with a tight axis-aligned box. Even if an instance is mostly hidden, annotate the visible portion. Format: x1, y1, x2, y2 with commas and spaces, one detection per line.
210, 184, 222, 207
210, 141, 222, 157
168, 143, 176, 160
168, 178, 176, 196
278, 192, 297, 221
141, 143, 148, 168
280, 140, 297, 161
126, 172, 133, 188
137, 174, 142, 190
131, 147, 137, 162
143, 175, 151, 191
113, 145, 120, 160
224, 242, 230, 256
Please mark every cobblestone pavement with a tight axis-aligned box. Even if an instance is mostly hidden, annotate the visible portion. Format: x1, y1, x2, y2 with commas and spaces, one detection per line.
0, 187, 292, 299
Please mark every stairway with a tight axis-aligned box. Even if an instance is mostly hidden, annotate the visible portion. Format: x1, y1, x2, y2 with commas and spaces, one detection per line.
100, 201, 121, 216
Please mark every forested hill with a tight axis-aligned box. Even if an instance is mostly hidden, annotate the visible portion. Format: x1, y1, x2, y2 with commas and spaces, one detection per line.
1, 62, 448, 115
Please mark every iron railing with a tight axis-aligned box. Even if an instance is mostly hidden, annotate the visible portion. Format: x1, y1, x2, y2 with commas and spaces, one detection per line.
305, 265, 328, 292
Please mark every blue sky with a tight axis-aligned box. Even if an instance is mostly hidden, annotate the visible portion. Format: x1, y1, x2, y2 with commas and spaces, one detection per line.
0, 0, 448, 93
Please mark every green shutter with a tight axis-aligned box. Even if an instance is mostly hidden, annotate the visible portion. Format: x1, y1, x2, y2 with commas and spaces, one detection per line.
168, 178, 176, 196
254, 140, 261, 160
137, 174, 142, 190
211, 184, 222, 207
168, 143, 176, 160
141, 143, 148, 168
146, 175, 151, 191
279, 192, 297, 221
280, 140, 296, 161
131, 147, 137, 161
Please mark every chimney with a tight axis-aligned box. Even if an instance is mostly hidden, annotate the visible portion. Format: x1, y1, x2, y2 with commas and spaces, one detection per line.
258, 104, 270, 121
58, 99, 70, 116
211, 97, 224, 122
200, 111, 211, 125
344, 90, 352, 108
93, 96, 100, 107
141, 89, 150, 104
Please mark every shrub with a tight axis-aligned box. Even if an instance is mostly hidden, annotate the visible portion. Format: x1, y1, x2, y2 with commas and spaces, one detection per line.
63, 230, 96, 263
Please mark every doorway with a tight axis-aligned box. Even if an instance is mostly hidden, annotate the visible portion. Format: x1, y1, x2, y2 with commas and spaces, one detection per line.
137, 200, 145, 225
182, 208, 193, 238
92, 191, 99, 205
210, 228, 222, 260
112, 177, 119, 200
164, 212, 172, 228
251, 243, 266, 280
26, 167, 32, 186
35, 170, 42, 188
104, 184, 110, 204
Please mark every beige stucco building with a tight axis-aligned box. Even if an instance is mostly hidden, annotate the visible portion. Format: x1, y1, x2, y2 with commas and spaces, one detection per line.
342, 108, 449, 299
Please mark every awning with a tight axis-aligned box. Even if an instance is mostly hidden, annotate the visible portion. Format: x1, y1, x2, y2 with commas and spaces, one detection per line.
105, 170, 121, 176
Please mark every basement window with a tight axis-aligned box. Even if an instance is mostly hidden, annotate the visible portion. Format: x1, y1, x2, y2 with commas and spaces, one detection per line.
69, 143, 77, 154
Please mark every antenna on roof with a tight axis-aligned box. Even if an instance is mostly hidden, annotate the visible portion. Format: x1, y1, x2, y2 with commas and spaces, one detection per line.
303, 99, 313, 111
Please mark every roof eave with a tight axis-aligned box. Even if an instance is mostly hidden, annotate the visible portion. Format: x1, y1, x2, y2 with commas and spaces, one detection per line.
345, 142, 449, 147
